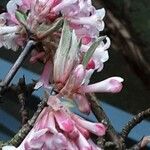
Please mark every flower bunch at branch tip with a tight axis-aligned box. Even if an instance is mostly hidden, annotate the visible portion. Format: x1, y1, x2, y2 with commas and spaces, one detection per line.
1, 0, 124, 149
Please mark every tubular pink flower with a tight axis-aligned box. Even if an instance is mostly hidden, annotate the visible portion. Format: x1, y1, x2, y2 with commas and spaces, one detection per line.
80, 77, 124, 93
72, 114, 106, 136
70, 8, 105, 31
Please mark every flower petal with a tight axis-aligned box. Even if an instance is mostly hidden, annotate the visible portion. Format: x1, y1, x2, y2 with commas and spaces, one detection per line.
80, 77, 124, 93
34, 60, 53, 89
72, 114, 106, 136
54, 110, 74, 132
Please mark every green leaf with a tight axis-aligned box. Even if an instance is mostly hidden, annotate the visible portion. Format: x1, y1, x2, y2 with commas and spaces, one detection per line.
15, 11, 27, 25
56, 20, 72, 57
82, 36, 106, 67
54, 20, 72, 77
65, 30, 80, 70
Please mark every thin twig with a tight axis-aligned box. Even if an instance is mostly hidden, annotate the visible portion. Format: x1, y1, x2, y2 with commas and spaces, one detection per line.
88, 94, 124, 150
0, 40, 36, 95
18, 93, 29, 125
121, 108, 150, 141
17, 77, 29, 125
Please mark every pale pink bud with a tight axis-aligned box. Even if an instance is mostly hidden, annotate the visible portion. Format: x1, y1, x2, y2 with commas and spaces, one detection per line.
72, 114, 106, 136
80, 77, 124, 93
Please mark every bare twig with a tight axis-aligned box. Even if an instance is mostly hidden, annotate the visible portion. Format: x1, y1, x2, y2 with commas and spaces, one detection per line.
0, 40, 36, 95
17, 77, 29, 125
18, 92, 29, 125
88, 94, 124, 150
121, 108, 150, 141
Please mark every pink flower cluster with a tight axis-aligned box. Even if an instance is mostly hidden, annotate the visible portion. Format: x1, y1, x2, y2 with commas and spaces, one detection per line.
36, 22, 123, 114
1, 0, 124, 149
59, 64, 123, 114
0, 0, 108, 53
3, 96, 106, 150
